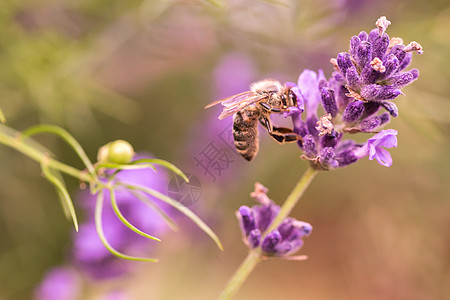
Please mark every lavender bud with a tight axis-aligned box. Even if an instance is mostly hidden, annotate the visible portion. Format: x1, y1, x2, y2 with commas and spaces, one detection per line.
368, 29, 379, 43
332, 71, 345, 83
389, 69, 419, 87
360, 116, 382, 132
355, 41, 372, 69
360, 64, 379, 85
350, 36, 360, 59
381, 101, 399, 117
320, 131, 341, 149
379, 112, 390, 125
398, 52, 412, 71
346, 67, 361, 91
261, 230, 282, 253
321, 88, 338, 117
318, 147, 338, 169
238, 206, 256, 236
318, 79, 328, 89
337, 52, 353, 76
360, 85, 401, 101
336, 149, 358, 167
372, 33, 389, 60
389, 45, 406, 64
306, 116, 319, 137
303, 134, 318, 158
358, 31, 368, 41
380, 54, 399, 80
343, 100, 364, 123
336, 85, 352, 111
248, 229, 261, 248
362, 101, 381, 118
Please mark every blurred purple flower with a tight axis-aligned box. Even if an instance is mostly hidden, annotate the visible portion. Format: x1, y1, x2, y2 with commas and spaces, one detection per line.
73, 154, 171, 280
34, 267, 80, 300
236, 183, 312, 257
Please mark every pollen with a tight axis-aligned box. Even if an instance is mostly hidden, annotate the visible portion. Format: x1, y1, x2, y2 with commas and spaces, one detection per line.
370, 57, 386, 73
376, 16, 391, 36
316, 114, 334, 136
388, 37, 404, 50
404, 41, 423, 54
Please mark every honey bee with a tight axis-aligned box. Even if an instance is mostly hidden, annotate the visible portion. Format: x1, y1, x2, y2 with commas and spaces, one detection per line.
205, 79, 302, 161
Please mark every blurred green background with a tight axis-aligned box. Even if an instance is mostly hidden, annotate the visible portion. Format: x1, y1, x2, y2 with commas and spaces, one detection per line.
0, 0, 449, 299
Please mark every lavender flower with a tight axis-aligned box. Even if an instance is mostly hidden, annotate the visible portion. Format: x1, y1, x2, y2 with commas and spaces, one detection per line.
34, 267, 80, 300
236, 183, 312, 258
283, 17, 421, 170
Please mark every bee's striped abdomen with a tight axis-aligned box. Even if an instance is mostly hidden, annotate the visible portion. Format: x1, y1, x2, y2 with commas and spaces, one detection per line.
232, 108, 260, 161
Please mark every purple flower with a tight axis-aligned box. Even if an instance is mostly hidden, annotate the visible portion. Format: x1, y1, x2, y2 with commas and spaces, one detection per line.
354, 129, 398, 167
34, 267, 80, 300
283, 17, 421, 170
236, 183, 312, 257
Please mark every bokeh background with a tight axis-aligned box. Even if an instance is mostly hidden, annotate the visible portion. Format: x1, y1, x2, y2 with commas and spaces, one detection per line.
0, 0, 449, 299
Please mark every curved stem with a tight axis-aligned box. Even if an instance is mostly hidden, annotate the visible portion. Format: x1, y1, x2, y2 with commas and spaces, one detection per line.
218, 250, 261, 300
264, 166, 318, 235
218, 166, 318, 299
0, 126, 92, 182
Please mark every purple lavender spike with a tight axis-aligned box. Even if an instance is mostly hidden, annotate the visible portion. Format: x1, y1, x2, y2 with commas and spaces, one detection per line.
321, 88, 338, 117
343, 100, 364, 123
336, 149, 358, 167
303, 135, 318, 158
261, 230, 282, 253
337, 52, 353, 76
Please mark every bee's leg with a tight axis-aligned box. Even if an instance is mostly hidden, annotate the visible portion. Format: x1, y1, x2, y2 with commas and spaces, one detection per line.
259, 116, 302, 144
259, 102, 282, 113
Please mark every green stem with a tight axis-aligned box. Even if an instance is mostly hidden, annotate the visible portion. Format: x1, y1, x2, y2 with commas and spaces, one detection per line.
0, 128, 92, 182
218, 250, 261, 300
265, 166, 318, 234
218, 166, 318, 299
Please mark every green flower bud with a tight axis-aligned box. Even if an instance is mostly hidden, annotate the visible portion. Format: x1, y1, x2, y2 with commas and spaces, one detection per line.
97, 140, 135, 164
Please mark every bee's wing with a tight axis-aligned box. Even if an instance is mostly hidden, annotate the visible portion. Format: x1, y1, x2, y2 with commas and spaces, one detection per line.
204, 91, 257, 109
205, 91, 269, 120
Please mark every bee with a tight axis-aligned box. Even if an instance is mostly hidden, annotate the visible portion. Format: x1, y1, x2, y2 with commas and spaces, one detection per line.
205, 79, 302, 161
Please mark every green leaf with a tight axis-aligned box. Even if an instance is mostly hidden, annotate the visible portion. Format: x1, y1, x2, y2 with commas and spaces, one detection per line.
128, 188, 179, 232
0, 107, 5, 123
109, 187, 161, 242
21, 124, 96, 177
41, 159, 79, 231
123, 183, 223, 251
95, 190, 158, 262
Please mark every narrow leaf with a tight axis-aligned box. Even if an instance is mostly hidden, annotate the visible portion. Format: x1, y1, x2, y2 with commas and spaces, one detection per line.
0, 107, 5, 123
109, 188, 161, 242
133, 159, 189, 182
95, 190, 158, 262
123, 183, 223, 251
41, 159, 79, 231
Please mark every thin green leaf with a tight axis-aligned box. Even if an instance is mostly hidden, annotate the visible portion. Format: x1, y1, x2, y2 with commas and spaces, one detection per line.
123, 183, 223, 251
95, 190, 158, 262
95, 162, 155, 174
21, 125, 96, 176
41, 159, 79, 232
0, 107, 5, 123
133, 159, 189, 183
109, 188, 161, 242
128, 188, 179, 232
